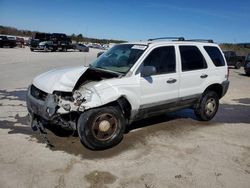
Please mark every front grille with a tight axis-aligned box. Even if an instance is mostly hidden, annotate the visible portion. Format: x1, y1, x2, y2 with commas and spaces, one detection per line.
30, 85, 48, 101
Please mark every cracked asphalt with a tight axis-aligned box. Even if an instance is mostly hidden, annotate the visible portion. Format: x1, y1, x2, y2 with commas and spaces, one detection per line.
0, 47, 250, 188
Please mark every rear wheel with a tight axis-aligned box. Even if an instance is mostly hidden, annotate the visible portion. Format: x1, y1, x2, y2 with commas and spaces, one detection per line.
63, 47, 67, 52
77, 106, 126, 150
235, 61, 242, 69
194, 91, 219, 121
44, 45, 49, 52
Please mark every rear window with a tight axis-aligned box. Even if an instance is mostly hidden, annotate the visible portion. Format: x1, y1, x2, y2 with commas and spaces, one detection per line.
204, 46, 225, 67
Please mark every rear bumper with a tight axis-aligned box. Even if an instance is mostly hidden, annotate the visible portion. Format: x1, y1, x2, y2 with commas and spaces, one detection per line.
221, 80, 229, 98
26, 85, 58, 121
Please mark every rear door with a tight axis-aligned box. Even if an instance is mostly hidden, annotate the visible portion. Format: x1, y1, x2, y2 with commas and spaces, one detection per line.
139, 46, 180, 112
178, 45, 209, 99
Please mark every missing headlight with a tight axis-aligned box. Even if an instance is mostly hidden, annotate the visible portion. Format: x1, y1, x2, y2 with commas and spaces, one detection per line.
53, 91, 74, 102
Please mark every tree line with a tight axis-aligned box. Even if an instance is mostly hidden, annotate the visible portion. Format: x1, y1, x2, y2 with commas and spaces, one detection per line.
0, 25, 126, 44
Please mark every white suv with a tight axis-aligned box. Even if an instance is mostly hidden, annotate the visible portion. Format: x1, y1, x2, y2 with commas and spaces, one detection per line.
27, 37, 229, 150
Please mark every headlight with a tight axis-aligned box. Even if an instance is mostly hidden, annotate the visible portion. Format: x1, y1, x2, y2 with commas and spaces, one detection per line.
73, 88, 93, 104
73, 90, 82, 100
81, 88, 93, 102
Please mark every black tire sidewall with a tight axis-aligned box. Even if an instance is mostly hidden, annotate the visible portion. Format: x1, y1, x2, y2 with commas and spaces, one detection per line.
235, 62, 241, 69
196, 91, 219, 121
77, 106, 125, 150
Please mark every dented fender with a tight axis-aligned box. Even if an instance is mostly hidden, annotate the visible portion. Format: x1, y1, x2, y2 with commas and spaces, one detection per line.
80, 76, 141, 112
56, 73, 141, 118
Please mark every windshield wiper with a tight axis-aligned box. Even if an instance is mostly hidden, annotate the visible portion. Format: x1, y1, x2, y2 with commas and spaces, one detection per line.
91, 66, 124, 75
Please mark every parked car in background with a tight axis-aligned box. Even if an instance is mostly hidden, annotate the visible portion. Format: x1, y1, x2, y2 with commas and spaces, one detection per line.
16, 37, 25, 48
38, 41, 54, 52
90, 43, 106, 50
244, 53, 250, 76
50, 33, 74, 52
74, 43, 89, 52
223, 50, 245, 69
30, 32, 74, 52
30, 33, 51, 51
0, 35, 16, 48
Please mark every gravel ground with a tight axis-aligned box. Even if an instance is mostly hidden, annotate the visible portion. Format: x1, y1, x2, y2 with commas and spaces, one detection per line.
0, 47, 249, 188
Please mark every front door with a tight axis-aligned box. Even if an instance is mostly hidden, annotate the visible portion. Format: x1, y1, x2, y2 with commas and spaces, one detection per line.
140, 46, 179, 113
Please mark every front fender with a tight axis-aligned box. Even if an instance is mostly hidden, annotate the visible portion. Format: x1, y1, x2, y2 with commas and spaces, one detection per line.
81, 76, 140, 111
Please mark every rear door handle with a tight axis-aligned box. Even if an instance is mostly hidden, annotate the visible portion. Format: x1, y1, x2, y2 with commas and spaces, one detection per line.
200, 74, 208, 79
167, 78, 177, 84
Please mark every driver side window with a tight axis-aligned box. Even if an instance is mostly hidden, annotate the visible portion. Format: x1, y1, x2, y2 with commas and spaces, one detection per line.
143, 46, 176, 75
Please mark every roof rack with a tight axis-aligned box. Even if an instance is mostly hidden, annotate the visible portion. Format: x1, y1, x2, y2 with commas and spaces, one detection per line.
148, 37, 185, 41
148, 37, 214, 43
185, 39, 214, 43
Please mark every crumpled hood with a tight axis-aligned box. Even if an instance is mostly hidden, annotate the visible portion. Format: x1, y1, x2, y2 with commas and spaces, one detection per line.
33, 66, 88, 93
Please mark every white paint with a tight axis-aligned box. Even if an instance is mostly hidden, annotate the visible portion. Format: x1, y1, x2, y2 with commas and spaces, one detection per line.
33, 66, 88, 93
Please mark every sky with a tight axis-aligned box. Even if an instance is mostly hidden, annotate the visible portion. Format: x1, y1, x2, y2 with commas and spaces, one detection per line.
0, 0, 250, 43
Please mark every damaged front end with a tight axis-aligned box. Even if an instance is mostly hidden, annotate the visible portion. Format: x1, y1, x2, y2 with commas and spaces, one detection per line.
26, 68, 120, 131
26, 85, 78, 130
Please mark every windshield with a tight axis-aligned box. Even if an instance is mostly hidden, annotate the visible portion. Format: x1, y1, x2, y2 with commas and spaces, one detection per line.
90, 44, 147, 74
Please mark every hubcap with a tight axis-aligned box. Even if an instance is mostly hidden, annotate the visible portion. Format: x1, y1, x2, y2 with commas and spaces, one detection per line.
92, 113, 118, 141
205, 98, 216, 116
99, 120, 111, 132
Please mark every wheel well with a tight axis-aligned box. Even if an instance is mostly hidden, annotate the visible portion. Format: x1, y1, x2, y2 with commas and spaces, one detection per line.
105, 97, 132, 120
204, 84, 223, 98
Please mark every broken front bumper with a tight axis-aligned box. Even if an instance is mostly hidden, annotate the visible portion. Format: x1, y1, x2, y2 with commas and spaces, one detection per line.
26, 85, 58, 121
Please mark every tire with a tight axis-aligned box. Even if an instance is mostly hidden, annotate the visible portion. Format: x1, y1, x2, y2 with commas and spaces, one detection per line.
194, 91, 219, 121
235, 61, 242, 69
77, 106, 126, 150
245, 69, 250, 76
30, 48, 34, 51
44, 45, 49, 52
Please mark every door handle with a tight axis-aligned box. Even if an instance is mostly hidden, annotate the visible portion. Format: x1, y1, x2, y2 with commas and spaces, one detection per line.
167, 78, 177, 84
200, 74, 208, 79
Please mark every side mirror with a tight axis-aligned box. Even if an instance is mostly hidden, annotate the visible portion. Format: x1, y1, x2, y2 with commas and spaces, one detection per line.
141, 66, 156, 77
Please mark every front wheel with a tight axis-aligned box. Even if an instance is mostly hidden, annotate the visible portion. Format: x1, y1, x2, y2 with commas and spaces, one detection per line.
77, 106, 126, 150
194, 91, 219, 121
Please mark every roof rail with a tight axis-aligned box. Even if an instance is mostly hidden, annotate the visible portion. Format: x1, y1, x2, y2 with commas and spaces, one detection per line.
148, 37, 185, 41
185, 39, 214, 43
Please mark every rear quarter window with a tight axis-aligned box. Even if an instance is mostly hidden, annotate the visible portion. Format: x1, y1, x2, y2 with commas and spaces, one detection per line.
204, 46, 225, 67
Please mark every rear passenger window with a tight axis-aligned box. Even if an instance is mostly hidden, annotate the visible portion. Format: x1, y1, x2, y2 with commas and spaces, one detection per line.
143, 46, 176, 74
204, 46, 225, 67
179, 46, 207, 71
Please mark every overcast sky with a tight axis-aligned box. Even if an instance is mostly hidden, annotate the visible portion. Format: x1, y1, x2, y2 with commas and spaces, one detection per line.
0, 0, 250, 43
